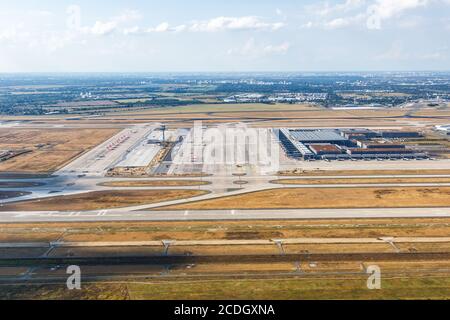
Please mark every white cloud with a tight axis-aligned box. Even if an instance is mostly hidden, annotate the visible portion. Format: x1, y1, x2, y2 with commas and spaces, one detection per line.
300, 21, 314, 29
27, 10, 53, 18
369, 0, 429, 19
326, 18, 351, 29
308, 0, 367, 17
420, 52, 447, 60
123, 26, 141, 35
115, 10, 142, 23
263, 42, 290, 54
172, 24, 187, 32
149, 22, 170, 33
190, 16, 285, 32
420, 46, 448, 60
324, 13, 366, 29
303, 0, 438, 30
228, 38, 290, 57
302, 0, 367, 30
82, 15, 285, 36
367, 0, 430, 29
0, 24, 30, 43
375, 43, 448, 62
82, 9, 142, 36
375, 43, 410, 60
123, 22, 187, 35
89, 21, 117, 35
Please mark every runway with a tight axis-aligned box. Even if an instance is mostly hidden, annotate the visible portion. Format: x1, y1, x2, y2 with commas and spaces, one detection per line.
2, 207, 450, 222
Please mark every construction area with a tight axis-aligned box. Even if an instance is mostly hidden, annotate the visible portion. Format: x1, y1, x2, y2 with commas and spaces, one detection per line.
105, 126, 186, 177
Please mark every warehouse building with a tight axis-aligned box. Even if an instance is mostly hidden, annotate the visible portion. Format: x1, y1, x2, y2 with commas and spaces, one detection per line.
277, 129, 314, 159
355, 140, 406, 149
341, 129, 379, 139
309, 144, 343, 155
289, 129, 350, 145
380, 131, 422, 138
347, 148, 414, 155
277, 128, 428, 161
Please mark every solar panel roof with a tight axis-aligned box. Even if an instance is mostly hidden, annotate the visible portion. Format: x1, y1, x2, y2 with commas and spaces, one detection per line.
289, 129, 347, 142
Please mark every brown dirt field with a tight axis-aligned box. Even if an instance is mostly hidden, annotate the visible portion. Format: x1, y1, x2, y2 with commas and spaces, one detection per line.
170, 262, 296, 274
0, 128, 118, 173
0, 189, 208, 212
300, 261, 362, 272
273, 177, 450, 185
33, 265, 167, 277
279, 169, 450, 176
50, 247, 164, 258
284, 243, 395, 254
161, 187, 450, 210
100, 180, 209, 187
413, 109, 450, 117
0, 231, 62, 242
5, 217, 450, 242
374, 260, 450, 271
168, 245, 280, 256
397, 243, 450, 253
67, 264, 166, 276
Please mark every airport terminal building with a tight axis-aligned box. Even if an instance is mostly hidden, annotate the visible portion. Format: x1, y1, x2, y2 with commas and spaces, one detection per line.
277, 128, 427, 161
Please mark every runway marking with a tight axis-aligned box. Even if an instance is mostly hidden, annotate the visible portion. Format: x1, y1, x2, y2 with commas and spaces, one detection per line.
97, 210, 108, 216
184, 210, 189, 216
231, 210, 236, 215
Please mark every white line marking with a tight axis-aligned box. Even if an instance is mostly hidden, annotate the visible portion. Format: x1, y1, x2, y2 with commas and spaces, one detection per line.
97, 210, 108, 216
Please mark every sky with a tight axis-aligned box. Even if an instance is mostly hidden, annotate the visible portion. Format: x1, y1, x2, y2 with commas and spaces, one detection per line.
0, 0, 449, 72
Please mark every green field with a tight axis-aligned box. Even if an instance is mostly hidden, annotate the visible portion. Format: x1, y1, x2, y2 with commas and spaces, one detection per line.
4, 275, 450, 300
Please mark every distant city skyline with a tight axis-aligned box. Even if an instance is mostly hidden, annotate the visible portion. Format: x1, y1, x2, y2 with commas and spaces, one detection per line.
0, 0, 449, 72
